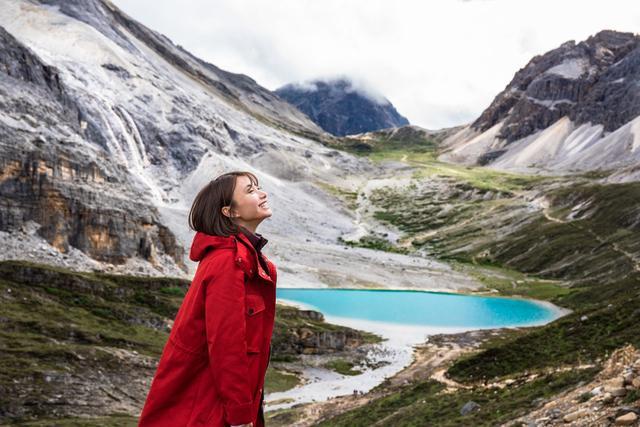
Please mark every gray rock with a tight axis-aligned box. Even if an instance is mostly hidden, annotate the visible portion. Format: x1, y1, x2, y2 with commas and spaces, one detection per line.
460, 400, 481, 416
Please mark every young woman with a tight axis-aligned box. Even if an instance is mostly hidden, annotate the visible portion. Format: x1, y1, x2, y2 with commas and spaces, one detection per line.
138, 171, 277, 427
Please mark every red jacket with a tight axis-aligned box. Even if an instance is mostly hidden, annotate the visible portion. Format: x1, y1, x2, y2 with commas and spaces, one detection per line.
138, 230, 277, 427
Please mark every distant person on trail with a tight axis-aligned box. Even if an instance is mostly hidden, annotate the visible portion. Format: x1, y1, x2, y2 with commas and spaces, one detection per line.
138, 171, 277, 427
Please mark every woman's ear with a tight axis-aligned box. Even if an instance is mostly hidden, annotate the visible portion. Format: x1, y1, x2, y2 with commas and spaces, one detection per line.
222, 206, 237, 218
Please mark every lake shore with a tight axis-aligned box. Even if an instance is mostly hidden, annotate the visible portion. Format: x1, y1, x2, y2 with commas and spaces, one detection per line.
265, 293, 571, 417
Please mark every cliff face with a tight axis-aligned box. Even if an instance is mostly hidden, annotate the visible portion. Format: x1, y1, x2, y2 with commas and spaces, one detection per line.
0, 25, 183, 268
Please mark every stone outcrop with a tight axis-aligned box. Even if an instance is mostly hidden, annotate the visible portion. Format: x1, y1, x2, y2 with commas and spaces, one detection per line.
506, 344, 640, 426
272, 304, 381, 355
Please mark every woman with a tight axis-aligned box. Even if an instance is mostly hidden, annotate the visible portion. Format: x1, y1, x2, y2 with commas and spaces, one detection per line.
138, 171, 277, 427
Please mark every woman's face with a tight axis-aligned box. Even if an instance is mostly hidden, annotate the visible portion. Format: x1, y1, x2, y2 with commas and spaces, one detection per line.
225, 175, 272, 226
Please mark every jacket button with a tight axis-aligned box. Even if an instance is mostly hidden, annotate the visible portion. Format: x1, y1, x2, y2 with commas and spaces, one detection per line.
236, 257, 242, 263
249, 269, 253, 274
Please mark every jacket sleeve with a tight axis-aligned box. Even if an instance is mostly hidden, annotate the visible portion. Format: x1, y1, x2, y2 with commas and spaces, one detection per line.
203, 251, 254, 426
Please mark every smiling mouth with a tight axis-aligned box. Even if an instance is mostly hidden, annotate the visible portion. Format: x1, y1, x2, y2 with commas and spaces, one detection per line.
259, 201, 269, 208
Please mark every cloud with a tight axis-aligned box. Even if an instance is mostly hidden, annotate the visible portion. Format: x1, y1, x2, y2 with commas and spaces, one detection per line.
282, 75, 391, 106
112, 0, 640, 130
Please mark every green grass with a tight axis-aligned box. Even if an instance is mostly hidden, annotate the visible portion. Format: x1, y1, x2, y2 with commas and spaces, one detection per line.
338, 234, 410, 255
359, 165, 640, 285
323, 359, 363, 376
472, 181, 640, 283
265, 406, 303, 426
448, 259, 574, 301
264, 366, 302, 393
366, 148, 552, 193
314, 180, 359, 212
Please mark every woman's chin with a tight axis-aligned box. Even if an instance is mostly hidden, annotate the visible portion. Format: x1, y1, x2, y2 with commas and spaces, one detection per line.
259, 209, 272, 219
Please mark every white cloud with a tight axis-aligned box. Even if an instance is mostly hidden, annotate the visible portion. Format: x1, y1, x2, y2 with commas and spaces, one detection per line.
112, 0, 640, 129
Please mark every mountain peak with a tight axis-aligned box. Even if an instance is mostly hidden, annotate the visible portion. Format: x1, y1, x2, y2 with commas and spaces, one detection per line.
470, 29, 640, 143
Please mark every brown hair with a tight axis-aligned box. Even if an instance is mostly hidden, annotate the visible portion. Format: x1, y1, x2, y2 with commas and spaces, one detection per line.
188, 171, 259, 236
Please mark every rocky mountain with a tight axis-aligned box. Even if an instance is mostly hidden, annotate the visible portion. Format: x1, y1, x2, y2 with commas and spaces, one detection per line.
275, 78, 410, 137
0, 0, 373, 276
439, 30, 640, 183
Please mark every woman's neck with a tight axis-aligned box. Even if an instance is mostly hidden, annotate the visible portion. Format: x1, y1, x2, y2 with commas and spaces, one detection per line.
237, 222, 258, 235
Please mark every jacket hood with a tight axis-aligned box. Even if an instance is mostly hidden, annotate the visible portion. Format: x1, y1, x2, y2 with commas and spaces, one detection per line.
189, 231, 237, 262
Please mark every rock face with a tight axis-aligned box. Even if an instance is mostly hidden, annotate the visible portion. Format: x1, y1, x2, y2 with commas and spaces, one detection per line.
0, 0, 370, 273
438, 30, 640, 182
276, 78, 410, 136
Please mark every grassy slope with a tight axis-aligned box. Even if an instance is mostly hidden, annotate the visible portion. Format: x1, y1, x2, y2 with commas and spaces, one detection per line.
0, 260, 379, 424
314, 136, 640, 426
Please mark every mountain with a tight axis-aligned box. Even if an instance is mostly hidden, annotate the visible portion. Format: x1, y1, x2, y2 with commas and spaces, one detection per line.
275, 78, 410, 137
0, 0, 373, 276
439, 30, 640, 183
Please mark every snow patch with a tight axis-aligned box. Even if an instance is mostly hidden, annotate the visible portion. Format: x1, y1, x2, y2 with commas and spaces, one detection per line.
545, 57, 589, 79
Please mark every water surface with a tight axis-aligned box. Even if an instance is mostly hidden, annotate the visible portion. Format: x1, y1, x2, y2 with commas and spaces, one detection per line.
276, 288, 561, 328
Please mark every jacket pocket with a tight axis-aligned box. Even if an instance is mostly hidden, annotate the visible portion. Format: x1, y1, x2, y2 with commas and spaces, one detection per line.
245, 294, 265, 354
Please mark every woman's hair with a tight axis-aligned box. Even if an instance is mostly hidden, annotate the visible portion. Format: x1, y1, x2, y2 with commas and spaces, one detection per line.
188, 171, 260, 236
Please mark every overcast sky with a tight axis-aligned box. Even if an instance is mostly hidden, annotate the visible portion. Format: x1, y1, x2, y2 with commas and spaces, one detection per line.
112, 0, 640, 130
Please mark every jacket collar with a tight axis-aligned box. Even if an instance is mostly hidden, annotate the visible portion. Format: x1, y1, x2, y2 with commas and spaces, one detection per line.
235, 231, 274, 284
238, 225, 268, 253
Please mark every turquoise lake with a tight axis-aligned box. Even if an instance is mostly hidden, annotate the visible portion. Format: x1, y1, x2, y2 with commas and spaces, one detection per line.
276, 288, 562, 328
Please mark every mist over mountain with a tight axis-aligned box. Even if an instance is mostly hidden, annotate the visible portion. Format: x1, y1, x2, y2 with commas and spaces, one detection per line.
275, 78, 410, 137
